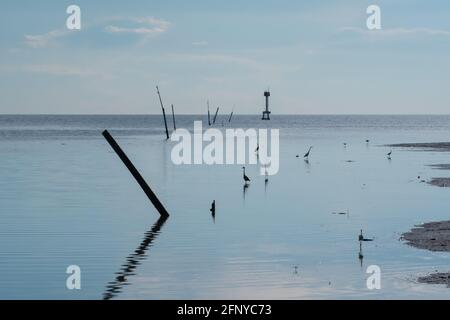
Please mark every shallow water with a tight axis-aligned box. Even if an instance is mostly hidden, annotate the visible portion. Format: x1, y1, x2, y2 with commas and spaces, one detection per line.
1, 114, 450, 299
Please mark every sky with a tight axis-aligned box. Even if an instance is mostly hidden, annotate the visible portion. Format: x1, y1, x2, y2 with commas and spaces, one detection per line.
1, 0, 450, 114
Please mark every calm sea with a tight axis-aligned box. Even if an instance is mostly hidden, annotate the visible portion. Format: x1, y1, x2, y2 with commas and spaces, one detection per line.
1, 114, 450, 299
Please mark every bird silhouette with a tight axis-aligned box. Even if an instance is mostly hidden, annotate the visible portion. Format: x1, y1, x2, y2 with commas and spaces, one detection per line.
387, 150, 392, 158
242, 167, 250, 184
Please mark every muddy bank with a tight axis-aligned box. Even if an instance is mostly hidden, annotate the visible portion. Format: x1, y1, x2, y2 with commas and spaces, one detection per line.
387, 142, 450, 151
387, 143, 450, 187
418, 273, 450, 286
428, 164, 450, 170
403, 222, 450, 286
428, 178, 450, 188
402, 220, 450, 252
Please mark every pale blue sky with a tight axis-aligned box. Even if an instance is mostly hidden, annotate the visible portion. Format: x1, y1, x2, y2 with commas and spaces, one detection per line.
1, 0, 450, 114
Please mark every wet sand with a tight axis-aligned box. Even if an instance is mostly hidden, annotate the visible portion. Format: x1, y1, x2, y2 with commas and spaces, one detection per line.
428, 164, 450, 170
387, 142, 450, 151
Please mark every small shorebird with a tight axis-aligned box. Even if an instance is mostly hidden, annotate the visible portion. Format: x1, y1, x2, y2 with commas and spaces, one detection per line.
387, 150, 392, 159
242, 166, 250, 184
333, 209, 349, 216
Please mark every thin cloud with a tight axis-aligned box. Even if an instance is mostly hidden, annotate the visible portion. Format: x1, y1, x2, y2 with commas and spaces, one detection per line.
24, 29, 69, 48
341, 26, 450, 37
105, 17, 170, 35
24, 64, 99, 77
24, 16, 170, 48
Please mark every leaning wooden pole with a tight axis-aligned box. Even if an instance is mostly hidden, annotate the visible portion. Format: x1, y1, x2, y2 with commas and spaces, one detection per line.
213, 107, 219, 124
207, 100, 211, 126
156, 86, 170, 139
228, 110, 234, 123
171, 104, 176, 131
102, 130, 170, 218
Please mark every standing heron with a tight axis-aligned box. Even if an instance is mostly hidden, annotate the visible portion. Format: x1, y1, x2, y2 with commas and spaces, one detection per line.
242, 167, 251, 185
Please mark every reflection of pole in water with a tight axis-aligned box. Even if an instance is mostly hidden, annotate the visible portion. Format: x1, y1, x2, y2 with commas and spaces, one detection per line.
264, 168, 269, 193
103, 215, 168, 300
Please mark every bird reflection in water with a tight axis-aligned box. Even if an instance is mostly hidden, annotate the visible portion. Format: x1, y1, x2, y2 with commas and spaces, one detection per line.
243, 183, 249, 200
103, 215, 168, 300
358, 242, 364, 268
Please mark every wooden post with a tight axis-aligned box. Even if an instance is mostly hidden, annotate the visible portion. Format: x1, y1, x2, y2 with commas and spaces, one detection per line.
102, 130, 170, 218
156, 86, 170, 139
228, 111, 234, 123
207, 100, 211, 126
171, 104, 176, 130
213, 107, 219, 124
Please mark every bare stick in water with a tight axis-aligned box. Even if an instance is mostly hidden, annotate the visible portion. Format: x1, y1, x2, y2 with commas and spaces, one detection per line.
228, 107, 234, 123
156, 86, 170, 139
102, 130, 170, 218
207, 100, 211, 126
171, 104, 176, 131
213, 107, 219, 124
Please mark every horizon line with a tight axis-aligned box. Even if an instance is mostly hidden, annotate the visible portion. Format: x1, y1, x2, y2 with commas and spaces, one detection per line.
2, 113, 450, 116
